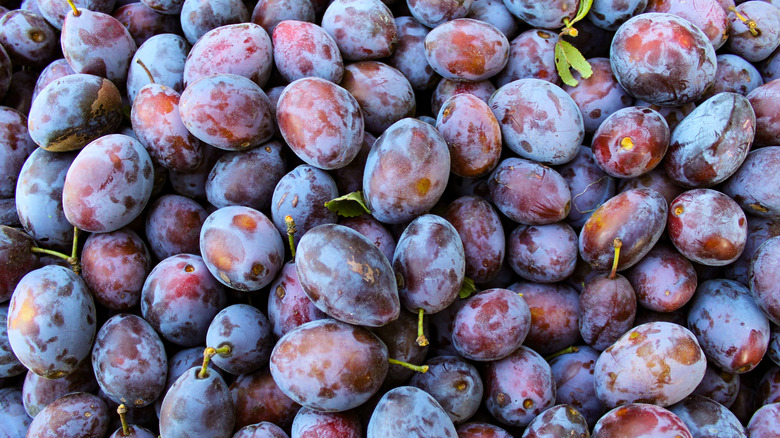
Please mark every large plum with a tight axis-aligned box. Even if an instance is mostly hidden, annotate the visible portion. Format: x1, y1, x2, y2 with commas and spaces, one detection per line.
363, 117, 450, 224
62, 134, 154, 233
610, 12, 717, 106
295, 224, 399, 327
594, 321, 707, 408
276, 77, 363, 170
489, 78, 583, 165
393, 214, 465, 315
270, 319, 388, 412
27, 73, 122, 152
7, 265, 96, 379
664, 92, 755, 188
92, 314, 167, 408
579, 188, 667, 272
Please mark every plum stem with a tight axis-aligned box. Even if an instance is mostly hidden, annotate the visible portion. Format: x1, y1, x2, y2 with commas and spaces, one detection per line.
728, 6, 760, 37
198, 345, 231, 379
117, 404, 130, 436
65, 0, 80, 16
388, 358, 428, 373
544, 345, 579, 361
416, 308, 428, 347
135, 59, 155, 84
609, 237, 622, 280
285, 215, 297, 258
31, 227, 81, 274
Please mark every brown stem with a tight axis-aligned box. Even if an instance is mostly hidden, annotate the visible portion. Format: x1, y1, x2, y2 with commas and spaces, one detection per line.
135, 59, 155, 84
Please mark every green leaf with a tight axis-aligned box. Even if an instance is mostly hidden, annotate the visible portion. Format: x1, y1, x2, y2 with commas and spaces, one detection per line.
571, 0, 594, 26
458, 277, 477, 299
559, 40, 593, 79
555, 41, 579, 87
324, 191, 371, 217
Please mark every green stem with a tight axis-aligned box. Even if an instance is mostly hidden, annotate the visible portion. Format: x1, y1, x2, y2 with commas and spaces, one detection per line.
198, 345, 231, 379
416, 308, 428, 347
285, 215, 297, 258
545, 345, 580, 362
31, 227, 81, 274
117, 404, 130, 436
388, 358, 428, 373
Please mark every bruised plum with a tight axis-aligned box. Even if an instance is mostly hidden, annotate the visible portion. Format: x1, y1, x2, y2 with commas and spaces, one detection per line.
270, 319, 388, 412
295, 224, 399, 327
594, 321, 707, 408
199, 206, 284, 291
484, 346, 557, 427
27, 73, 122, 152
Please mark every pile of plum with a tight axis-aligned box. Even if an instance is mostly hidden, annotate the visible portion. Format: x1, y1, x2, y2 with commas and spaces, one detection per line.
3, 0, 780, 436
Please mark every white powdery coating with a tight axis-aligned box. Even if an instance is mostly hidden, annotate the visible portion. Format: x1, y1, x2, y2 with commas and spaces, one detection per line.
7, 265, 96, 378
277, 77, 363, 170
127, 34, 189, 103
665, 92, 755, 188
62, 134, 154, 233
184, 23, 273, 88
611, 12, 717, 106
490, 78, 583, 165
272, 20, 343, 84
